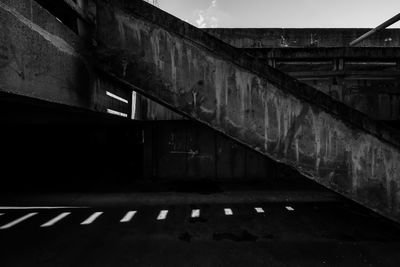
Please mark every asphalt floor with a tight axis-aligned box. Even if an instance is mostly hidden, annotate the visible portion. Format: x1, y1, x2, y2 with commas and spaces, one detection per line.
0, 196, 400, 267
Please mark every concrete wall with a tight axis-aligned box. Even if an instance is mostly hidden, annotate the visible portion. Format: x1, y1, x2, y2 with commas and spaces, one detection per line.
1, 92, 277, 192
96, 0, 400, 222
243, 48, 400, 123
204, 28, 400, 48
0, 0, 133, 119
134, 93, 183, 120
142, 120, 274, 181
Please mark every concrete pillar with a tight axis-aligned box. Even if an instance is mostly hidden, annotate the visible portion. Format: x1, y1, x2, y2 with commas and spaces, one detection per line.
333, 58, 345, 101
268, 59, 276, 68
76, 0, 89, 38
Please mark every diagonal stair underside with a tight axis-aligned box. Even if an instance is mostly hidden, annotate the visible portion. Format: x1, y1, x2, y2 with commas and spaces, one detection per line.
95, 0, 400, 222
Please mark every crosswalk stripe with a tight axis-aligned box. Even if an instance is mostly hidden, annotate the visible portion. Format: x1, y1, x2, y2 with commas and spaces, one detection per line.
255, 207, 265, 213
81, 212, 103, 225
0, 213, 38, 229
157, 210, 168, 220
120, 211, 137, 222
224, 208, 233, 215
286, 206, 294, 211
191, 209, 200, 218
41, 212, 71, 227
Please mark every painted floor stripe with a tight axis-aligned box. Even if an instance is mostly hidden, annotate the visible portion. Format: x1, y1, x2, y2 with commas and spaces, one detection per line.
0, 206, 87, 210
81, 212, 103, 225
286, 206, 294, 211
41, 212, 71, 227
120, 211, 137, 222
157, 210, 168, 220
0, 213, 38, 229
191, 209, 200, 218
255, 207, 265, 213
224, 208, 233, 216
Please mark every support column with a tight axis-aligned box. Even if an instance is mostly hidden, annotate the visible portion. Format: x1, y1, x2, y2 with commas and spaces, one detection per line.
76, 0, 89, 38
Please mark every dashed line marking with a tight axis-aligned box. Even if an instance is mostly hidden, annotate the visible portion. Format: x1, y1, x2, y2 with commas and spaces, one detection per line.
157, 210, 168, 220
224, 208, 233, 216
0, 206, 87, 210
120, 211, 137, 222
81, 212, 103, 225
41, 212, 71, 227
0, 213, 38, 229
255, 207, 265, 213
286, 206, 294, 211
191, 209, 200, 218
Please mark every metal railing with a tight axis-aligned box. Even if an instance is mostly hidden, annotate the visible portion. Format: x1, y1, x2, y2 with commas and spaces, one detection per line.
350, 13, 400, 46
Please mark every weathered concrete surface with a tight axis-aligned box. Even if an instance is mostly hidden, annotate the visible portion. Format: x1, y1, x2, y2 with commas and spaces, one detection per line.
205, 28, 400, 48
0, 0, 93, 109
96, 0, 400, 222
134, 93, 183, 120
245, 47, 400, 59
243, 47, 400, 122
0, 0, 132, 117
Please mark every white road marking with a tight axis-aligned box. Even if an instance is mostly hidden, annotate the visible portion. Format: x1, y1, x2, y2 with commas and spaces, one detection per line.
191, 209, 200, 218
286, 206, 295, 211
224, 208, 233, 216
0, 213, 38, 229
120, 211, 137, 222
106, 91, 129, 104
255, 207, 265, 213
157, 210, 168, 220
81, 212, 103, 225
0, 213, 3, 216
41, 212, 71, 227
0, 206, 87, 210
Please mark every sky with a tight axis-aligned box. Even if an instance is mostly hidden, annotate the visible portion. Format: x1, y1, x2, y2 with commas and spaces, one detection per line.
156, 0, 400, 28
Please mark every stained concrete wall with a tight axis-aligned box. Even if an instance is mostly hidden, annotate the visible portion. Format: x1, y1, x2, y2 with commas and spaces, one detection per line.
0, 0, 132, 118
96, 0, 400, 222
143, 120, 274, 181
134, 93, 183, 120
243, 48, 400, 123
205, 28, 400, 48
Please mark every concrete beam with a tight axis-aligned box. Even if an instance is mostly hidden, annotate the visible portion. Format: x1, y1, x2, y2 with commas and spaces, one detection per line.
204, 28, 400, 48
95, 0, 400, 223
242, 47, 400, 61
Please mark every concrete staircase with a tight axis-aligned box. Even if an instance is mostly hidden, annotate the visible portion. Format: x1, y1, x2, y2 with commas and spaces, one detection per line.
94, 0, 400, 223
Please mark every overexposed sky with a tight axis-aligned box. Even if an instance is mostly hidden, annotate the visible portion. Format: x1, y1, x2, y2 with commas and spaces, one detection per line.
157, 0, 400, 28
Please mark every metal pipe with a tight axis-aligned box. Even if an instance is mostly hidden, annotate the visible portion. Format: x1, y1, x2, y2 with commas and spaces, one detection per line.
349, 13, 400, 47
